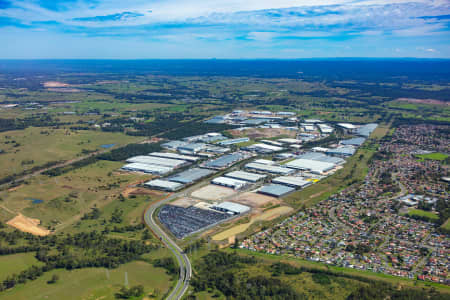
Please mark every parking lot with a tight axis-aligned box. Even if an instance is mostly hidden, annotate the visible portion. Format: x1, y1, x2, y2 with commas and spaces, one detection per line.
158, 204, 231, 239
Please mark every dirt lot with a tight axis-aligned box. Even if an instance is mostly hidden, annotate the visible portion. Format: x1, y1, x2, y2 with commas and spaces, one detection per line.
396, 98, 449, 106
191, 185, 237, 201
228, 128, 296, 139
171, 197, 199, 208
43, 81, 70, 88
212, 206, 293, 241
230, 192, 279, 208
122, 187, 164, 198
7, 214, 50, 236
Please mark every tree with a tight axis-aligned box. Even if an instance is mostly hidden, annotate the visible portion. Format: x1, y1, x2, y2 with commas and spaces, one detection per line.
47, 274, 59, 284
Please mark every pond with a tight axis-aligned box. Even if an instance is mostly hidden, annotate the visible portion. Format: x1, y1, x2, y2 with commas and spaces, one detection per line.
100, 144, 116, 149
25, 198, 44, 204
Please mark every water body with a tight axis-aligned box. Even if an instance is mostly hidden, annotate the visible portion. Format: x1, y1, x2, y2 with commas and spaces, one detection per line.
25, 197, 44, 204
101, 144, 116, 149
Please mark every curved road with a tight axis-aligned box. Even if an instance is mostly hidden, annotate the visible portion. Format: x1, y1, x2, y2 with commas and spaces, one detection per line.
144, 196, 192, 300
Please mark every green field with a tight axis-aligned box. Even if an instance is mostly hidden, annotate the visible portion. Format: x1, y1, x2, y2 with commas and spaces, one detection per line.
415, 152, 449, 161
0, 260, 173, 300
0, 160, 151, 228
407, 209, 439, 221
0, 127, 142, 179
0, 253, 44, 282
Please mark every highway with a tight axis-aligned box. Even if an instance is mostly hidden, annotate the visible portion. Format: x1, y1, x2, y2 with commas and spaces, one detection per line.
144, 194, 192, 300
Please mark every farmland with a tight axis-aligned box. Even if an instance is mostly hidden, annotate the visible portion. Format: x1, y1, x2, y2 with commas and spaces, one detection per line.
0, 61, 449, 299
0, 127, 141, 179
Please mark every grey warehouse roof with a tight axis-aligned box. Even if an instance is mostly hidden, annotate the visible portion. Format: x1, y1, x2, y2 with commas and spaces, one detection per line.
285, 159, 335, 174
327, 147, 356, 156
169, 168, 215, 184
121, 163, 173, 174
272, 176, 311, 188
259, 184, 295, 197
218, 137, 250, 145
356, 123, 378, 137
126, 155, 187, 168
205, 153, 243, 168
162, 140, 187, 149
149, 152, 199, 162
298, 152, 345, 165
145, 179, 183, 190
225, 170, 267, 182
341, 137, 366, 146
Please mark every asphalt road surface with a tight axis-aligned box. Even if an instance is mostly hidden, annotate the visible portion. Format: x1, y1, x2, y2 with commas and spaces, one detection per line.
144, 194, 192, 300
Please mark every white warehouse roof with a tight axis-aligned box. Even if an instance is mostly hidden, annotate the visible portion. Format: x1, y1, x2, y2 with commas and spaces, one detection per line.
225, 170, 267, 182
213, 201, 250, 214
121, 163, 173, 175
272, 176, 311, 188
245, 162, 294, 175
337, 123, 357, 129
148, 152, 199, 162
126, 155, 187, 168
285, 159, 335, 174
212, 176, 248, 190
253, 159, 275, 165
278, 138, 301, 144
247, 143, 283, 152
144, 179, 183, 191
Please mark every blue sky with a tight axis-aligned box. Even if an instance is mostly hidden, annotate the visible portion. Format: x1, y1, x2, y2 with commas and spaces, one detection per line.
0, 0, 449, 58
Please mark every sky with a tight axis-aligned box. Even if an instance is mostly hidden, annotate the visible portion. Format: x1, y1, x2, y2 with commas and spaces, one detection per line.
0, 0, 449, 58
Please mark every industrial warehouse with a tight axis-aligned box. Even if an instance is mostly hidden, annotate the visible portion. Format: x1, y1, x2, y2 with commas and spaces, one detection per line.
118, 112, 376, 239
224, 170, 267, 182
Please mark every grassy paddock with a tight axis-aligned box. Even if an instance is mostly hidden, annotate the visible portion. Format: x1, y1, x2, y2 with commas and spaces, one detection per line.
0, 253, 44, 282
0, 260, 173, 300
0, 127, 141, 179
415, 152, 449, 161
407, 209, 439, 221
0, 160, 150, 228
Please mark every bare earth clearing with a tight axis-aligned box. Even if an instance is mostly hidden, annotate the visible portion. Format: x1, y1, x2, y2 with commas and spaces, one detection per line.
396, 98, 449, 106
191, 185, 237, 201
228, 128, 296, 139
7, 214, 50, 236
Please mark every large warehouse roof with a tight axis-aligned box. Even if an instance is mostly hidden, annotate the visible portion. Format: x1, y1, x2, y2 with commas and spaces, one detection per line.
205, 153, 244, 169
245, 162, 294, 175
169, 168, 214, 184
121, 163, 173, 175
149, 152, 199, 162
246, 143, 283, 152
356, 123, 378, 137
225, 170, 267, 182
218, 137, 250, 145
298, 152, 345, 165
258, 184, 295, 197
341, 137, 366, 146
337, 123, 357, 129
161, 140, 187, 149
126, 155, 187, 168
212, 176, 248, 189
285, 158, 335, 174
327, 146, 356, 157
272, 176, 311, 188
144, 179, 184, 191
212, 201, 250, 214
